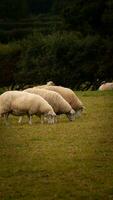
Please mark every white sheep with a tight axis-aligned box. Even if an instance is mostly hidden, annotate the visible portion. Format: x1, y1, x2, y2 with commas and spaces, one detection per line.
35, 85, 84, 117
0, 91, 56, 124
24, 87, 75, 121
99, 82, 113, 91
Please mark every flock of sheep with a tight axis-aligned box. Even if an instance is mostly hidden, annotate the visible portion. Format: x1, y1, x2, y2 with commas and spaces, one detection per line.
0, 80, 113, 125
0, 82, 84, 125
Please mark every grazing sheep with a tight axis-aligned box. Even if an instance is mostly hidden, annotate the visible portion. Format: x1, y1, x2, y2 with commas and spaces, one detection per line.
24, 88, 75, 121
35, 85, 84, 117
0, 91, 56, 124
99, 82, 113, 91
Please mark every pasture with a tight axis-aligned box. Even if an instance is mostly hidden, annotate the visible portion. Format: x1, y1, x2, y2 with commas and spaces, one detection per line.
0, 91, 113, 200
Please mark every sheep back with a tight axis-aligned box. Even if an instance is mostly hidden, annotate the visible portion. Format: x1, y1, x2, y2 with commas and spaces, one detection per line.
99, 83, 113, 91
24, 88, 72, 114
35, 86, 83, 111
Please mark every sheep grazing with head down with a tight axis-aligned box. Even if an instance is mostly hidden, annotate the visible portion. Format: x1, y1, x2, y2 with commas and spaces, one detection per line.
0, 91, 56, 125
99, 82, 113, 91
35, 85, 84, 117
24, 87, 75, 121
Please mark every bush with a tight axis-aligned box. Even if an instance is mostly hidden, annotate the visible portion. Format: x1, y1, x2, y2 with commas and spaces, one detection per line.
0, 31, 113, 89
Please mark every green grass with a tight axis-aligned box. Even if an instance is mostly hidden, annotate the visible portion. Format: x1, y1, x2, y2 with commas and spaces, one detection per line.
0, 91, 113, 200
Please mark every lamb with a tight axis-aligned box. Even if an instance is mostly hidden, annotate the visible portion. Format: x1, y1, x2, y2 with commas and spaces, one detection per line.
0, 91, 56, 124
35, 85, 84, 117
99, 82, 113, 91
24, 88, 75, 121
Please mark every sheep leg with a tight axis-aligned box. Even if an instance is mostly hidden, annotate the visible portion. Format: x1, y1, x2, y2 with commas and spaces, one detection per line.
4, 113, 9, 125
55, 115, 57, 123
41, 115, 44, 124
18, 116, 23, 124
27, 114, 32, 125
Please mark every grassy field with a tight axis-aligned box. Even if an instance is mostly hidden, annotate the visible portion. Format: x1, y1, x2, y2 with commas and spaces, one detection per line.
0, 91, 113, 200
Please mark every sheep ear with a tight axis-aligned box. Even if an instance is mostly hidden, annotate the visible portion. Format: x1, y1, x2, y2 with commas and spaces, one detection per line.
48, 111, 52, 115
70, 109, 75, 114
48, 111, 56, 116
83, 106, 86, 110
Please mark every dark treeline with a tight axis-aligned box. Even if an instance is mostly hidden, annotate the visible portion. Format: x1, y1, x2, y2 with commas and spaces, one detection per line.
0, 0, 113, 90
0, 0, 52, 19
1, 0, 113, 43
0, 0, 113, 37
